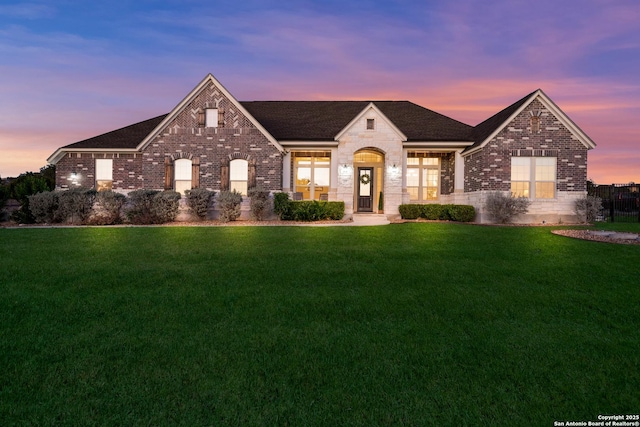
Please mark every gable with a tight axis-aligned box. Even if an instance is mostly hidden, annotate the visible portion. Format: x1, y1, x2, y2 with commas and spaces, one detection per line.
137, 74, 284, 153
335, 103, 407, 141
464, 90, 596, 156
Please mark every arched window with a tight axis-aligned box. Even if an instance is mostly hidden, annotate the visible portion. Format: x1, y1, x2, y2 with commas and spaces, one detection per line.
174, 158, 192, 194
230, 159, 248, 195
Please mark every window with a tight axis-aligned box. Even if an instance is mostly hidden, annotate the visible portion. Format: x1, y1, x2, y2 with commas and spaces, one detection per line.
294, 152, 331, 200
511, 157, 556, 199
205, 108, 218, 128
95, 159, 113, 191
174, 158, 192, 194
406, 155, 439, 201
230, 159, 248, 195
366, 118, 375, 130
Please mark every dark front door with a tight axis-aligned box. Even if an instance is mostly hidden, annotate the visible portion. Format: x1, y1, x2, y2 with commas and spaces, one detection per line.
357, 167, 374, 212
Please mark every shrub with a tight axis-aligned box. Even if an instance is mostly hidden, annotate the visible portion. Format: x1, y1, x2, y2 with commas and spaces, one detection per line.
421, 204, 445, 220
151, 191, 181, 223
217, 190, 243, 222
29, 191, 60, 223
126, 190, 160, 224
185, 188, 215, 220
9, 173, 51, 223
574, 195, 602, 223
247, 187, 271, 221
324, 201, 345, 220
446, 204, 476, 222
399, 204, 422, 220
58, 188, 97, 224
273, 192, 292, 220
485, 192, 530, 223
90, 190, 126, 225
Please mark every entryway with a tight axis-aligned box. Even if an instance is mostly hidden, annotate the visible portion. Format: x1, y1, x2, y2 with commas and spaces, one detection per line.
354, 149, 384, 213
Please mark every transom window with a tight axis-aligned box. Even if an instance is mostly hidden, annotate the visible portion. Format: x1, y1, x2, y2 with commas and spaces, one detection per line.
354, 151, 383, 163
294, 152, 330, 200
230, 158, 248, 195
406, 155, 439, 201
95, 159, 113, 191
174, 158, 192, 194
511, 157, 556, 199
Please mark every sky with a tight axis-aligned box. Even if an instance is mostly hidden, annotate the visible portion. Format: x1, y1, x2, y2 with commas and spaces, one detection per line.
0, 0, 638, 183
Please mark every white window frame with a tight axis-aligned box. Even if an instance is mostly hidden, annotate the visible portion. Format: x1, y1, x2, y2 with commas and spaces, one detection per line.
174, 158, 192, 194
294, 153, 331, 200
205, 108, 218, 128
95, 159, 113, 191
406, 156, 440, 201
230, 159, 248, 195
510, 157, 556, 199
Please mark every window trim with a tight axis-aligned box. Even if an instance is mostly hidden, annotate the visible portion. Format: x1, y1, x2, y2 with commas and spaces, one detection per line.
510, 156, 557, 199
205, 108, 218, 128
406, 156, 440, 202
293, 152, 331, 201
95, 158, 113, 191
230, 158, 248, 195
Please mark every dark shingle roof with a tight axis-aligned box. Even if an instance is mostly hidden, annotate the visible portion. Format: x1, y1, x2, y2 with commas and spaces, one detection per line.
469, 90, 537, 150
58, 93, 539, 151
61, 115, 168, 150
241, 101, 474, 142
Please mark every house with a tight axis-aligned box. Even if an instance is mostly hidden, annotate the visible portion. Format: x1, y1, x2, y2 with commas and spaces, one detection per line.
47, 73, 596, 223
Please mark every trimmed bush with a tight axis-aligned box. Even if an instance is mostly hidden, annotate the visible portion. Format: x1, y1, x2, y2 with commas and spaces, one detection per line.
185, 188, 215, 220
29, 191, 59, 223
324, 201, 345, 220
574, 195, 602, 223
58, 188, 96, 224
126, 190, 160, 224
217, 190, 243, 222
399, 204, 422, 220
289, 200, 344, 221
247, 187, 271, 221
446, 204, 476, 222
485, 192, 530, 224
273, 192, 292, 220
151, 191, 181, 223
421, 204, 445, 220
90, 190, 126, 225
400, 203, 476, 222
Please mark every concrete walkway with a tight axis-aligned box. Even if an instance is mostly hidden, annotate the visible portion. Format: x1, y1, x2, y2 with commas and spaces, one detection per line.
350, 214, 391, 226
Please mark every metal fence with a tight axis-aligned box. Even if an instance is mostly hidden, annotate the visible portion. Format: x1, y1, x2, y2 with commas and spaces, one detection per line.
588, 183, 640, 222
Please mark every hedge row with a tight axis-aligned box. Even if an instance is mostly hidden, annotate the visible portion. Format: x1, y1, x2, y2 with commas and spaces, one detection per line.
274, 192, 345, 221
28, 189, 183, 225
399, 203, 476, 222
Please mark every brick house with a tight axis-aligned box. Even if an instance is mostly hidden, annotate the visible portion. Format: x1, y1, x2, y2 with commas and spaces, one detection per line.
47, 73, 596, 223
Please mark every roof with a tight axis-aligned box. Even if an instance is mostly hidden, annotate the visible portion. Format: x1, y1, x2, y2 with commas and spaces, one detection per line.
61, 115, 168, 150
54, 88, 591, 160
241, 101, 474, 142
469, 90, 537, 150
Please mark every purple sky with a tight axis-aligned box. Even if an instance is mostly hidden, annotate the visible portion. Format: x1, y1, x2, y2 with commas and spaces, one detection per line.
1, 0, 638, 183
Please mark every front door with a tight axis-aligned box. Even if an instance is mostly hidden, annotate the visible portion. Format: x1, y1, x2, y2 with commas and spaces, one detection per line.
357, 167, 374, 212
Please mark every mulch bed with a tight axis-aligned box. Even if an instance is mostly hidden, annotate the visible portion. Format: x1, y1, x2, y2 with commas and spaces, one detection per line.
551, 229, 640, 245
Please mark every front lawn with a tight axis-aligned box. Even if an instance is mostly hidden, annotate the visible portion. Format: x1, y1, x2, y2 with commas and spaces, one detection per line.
1, 223, 638, 426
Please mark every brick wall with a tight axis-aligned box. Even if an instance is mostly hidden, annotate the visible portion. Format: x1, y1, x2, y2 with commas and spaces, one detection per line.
141, 81, 283, 191
464, 98, 589, 193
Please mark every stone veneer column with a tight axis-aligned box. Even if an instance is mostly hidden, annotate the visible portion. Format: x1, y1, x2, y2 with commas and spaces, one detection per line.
455, 150, 464, 193
282, 151, 291, 192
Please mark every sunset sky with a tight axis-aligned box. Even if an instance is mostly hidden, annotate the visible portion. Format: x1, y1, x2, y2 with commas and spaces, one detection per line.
1, 0, 638, 183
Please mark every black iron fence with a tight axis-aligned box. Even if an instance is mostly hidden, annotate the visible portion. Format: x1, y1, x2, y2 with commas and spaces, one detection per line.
588, 182, 640, 222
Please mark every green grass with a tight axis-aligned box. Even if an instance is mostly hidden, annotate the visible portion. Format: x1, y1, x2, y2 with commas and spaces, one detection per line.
1, 223, 639, 426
